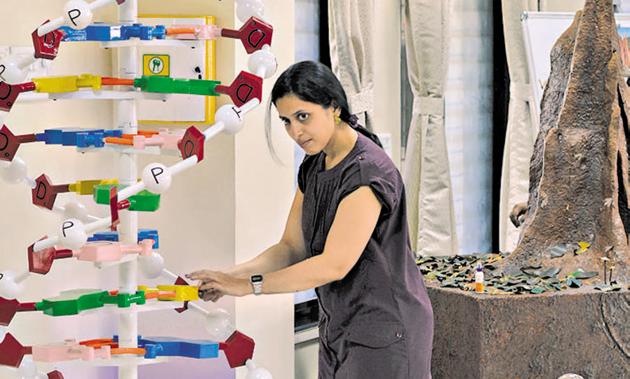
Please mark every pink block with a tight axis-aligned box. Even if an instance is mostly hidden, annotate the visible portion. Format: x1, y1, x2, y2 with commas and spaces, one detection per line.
76, 242, 122, 262
132, 129, 184, 151
172, 25, 220, 40
33, 341, 111, 362
76, 240, 154, 262
158, 129, 184, 150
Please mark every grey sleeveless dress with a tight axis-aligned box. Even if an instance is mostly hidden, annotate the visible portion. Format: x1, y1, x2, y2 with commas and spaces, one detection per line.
298, 132, 434, 379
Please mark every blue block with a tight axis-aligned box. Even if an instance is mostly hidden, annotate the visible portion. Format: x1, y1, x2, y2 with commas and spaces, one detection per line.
74, 131, 104, 148
122, 24, 167, 40
88, 229, 159, 249
62, 129, 103, 146
61, 23, 167, 42
36, 128, 122, 148
138, 337, 220, 359
36, 129, 63, 144
143, 344, 162, 359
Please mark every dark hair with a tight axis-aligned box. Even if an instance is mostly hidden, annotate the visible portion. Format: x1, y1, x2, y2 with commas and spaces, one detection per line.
265, 61, 382, 162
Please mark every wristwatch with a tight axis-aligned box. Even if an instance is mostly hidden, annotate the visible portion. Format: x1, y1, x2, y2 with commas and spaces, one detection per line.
250, 274, 263, 295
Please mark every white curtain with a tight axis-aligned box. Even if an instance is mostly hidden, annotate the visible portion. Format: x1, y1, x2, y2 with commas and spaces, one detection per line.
498, 0, 539, 252
445, 0, 494, 255
402, 0, 458, 256
328, 0, 375, 130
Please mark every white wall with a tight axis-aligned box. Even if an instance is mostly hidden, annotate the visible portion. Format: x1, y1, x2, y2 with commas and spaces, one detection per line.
373, 1, 402, 166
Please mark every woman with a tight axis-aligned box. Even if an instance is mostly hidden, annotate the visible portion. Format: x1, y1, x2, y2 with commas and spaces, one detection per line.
187, 61, 434, 378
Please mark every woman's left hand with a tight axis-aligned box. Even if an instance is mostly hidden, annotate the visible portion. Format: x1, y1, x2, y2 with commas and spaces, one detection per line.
186, 270, 252, 301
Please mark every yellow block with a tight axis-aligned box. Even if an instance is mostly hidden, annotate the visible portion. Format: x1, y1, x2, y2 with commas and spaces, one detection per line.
33, 74, 102, 93
76, 74, 102, 91
157, 285, 199, 302
143, 54, 170, 77
69, 179, 119, 195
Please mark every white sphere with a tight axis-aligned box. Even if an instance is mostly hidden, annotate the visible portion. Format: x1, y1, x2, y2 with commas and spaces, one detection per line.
0, 56, 27, 84
215, 104, 245, 135
235, 0, 264, 23
63, 201, 90, 223
63, 0, 93, 30
139, 253, 164, 279
205, 308, 235, 341
248, 46, 277, 79
59, 218, 88, 250
245, 361, 273, 379
142, 163, 172, 194
0, 272, 23, 299
1, 157, 27, 184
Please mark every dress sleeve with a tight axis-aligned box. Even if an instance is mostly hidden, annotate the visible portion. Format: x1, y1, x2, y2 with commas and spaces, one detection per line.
297, 155, 312, 193
338, 156, 398, 215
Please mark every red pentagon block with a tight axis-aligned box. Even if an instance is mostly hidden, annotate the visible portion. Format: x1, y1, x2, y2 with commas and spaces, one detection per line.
0, 125, 19, 162
215, 71, 262, 107
174, 276, 189, 313
48, 371, 65, 379
110, 186, 120, 231
219, 330, 255, 368
0, 297, 19, 327
0, 333, 29, 367
221, 17, 273, 54
32, 174, 69, 210
0, 297, 36, 327
178, 126, 205, 162
28, 238, 73, 275
32, 21, 64, 60
0, 125, 38, 162
0, 81, 36, 112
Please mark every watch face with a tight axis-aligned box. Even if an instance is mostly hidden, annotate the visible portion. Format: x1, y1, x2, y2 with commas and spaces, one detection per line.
251, 274, 263, 283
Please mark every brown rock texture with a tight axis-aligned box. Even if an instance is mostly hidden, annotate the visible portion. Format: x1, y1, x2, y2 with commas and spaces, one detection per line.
428, 286, 630, 379
504, 0, 630, 281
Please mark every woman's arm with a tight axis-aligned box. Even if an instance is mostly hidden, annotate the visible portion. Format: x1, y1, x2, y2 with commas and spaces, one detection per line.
195, 189, 308, 279
188, 186, 381, 297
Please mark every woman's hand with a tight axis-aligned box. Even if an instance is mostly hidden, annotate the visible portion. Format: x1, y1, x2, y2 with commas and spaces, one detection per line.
186, 270, 252, 302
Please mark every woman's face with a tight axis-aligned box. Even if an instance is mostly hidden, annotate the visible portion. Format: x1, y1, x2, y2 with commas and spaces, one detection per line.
275, 94, 336, 155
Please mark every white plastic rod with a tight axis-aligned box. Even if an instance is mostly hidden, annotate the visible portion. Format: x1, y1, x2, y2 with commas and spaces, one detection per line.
52, 204, 101, 222
17, 55, 37, 70
117, 182, 146, 201
239, 98, 261, 114
37, 0, 120, 36
169, 156, 198, 176
160, 269, 179, 282
188, 302, 209, 316
14, 272, 30, 284
202, 122, 226, 140
116, 2, 138, 378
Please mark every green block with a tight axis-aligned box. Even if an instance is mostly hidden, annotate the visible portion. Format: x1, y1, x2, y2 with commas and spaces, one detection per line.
133, 76, 220, 96
102, 291, 146, 308
36, 289, 107, 316
94, 184, 161, 212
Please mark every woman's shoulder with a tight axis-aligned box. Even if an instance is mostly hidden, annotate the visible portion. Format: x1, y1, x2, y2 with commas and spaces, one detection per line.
353, 134, 400, 181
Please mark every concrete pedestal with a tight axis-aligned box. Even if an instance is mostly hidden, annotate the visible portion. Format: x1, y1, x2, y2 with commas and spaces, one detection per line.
427, 286, 629, 379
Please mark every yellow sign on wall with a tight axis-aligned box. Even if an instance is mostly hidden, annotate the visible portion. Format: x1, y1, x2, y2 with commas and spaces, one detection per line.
143, 54, 170, 76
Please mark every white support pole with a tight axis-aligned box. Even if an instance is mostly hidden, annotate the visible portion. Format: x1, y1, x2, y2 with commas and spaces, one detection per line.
116, 1, 138, 379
